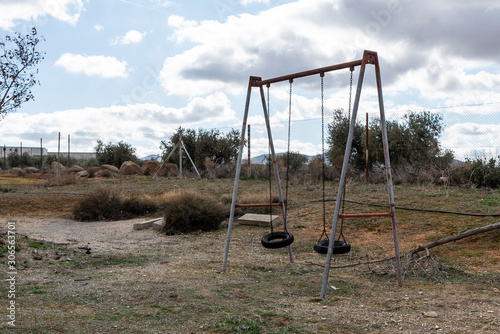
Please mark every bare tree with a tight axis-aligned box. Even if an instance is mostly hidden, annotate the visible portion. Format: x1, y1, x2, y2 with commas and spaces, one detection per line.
0, 27, 44, 119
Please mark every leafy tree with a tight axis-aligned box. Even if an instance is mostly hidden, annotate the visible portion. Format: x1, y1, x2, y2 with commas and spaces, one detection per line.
0, 28, 44, 118
327, 110, 453, 173
159, 127, 197, 169
369, 111, 452, 170
327, 109, 365, 170
94, 140, 137, 167
159, 127, 241, 171
281, 151, 308, 172
6, 150, 20, 168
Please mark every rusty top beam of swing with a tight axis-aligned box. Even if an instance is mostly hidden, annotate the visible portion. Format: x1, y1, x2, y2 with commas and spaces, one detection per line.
253, 59, 362, 87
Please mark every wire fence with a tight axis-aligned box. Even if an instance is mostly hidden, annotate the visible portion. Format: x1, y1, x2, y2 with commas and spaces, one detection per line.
1, 102, 500, 169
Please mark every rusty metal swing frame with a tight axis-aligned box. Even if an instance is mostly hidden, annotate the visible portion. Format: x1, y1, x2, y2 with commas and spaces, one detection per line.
221, 50, 403, 298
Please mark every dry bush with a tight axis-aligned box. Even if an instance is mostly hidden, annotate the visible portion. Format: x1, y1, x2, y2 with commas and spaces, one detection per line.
122, 197, 159, 216
72, 186, 159, 221
162, 191, 227, 234
86, 166, 100, 178
73, 187, 124, 221
11, 167, 26, 177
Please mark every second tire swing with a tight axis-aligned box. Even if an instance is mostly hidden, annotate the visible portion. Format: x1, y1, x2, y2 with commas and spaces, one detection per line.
313, 70, 352, 256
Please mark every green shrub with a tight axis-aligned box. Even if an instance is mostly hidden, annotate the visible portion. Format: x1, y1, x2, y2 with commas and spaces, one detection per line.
460, 158, 500, 188
162, 191, 226, 234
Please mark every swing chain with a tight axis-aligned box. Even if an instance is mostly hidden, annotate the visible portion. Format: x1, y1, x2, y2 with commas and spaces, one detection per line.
339, 67, 354, 242
266, 84, 274, 233
284, 79, 293, 216
320, 73, 328, 240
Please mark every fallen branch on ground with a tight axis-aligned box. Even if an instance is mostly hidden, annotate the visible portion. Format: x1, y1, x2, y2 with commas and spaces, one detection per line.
411, 222, 500, 255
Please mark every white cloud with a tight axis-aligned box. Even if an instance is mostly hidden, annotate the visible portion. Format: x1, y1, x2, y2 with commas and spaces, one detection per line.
0, 0, 84, 29
442, 122, 500, 160
55, 53, 129, 78
160, 0, 500, 109
111, 30, 147, 46
0, 94, 237, 156
94, 24, 103, 31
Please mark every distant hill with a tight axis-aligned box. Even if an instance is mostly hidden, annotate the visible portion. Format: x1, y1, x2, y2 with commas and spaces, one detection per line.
244, 153, 316, 165
140, 154, 162, 162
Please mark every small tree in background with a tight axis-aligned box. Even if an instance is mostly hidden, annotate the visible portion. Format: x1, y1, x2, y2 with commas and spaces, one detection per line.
0, 28, 44, 119
159, 127, 241, 171
327, 108, 365, 170
281, 151, 308, 173
328, 110, 454, 174
368, 111, 453, 170
94, 140, 138, 167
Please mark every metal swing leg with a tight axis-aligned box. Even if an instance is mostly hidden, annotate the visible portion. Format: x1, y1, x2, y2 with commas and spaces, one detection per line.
222, 77, 294, 272
320, 51, 403, 298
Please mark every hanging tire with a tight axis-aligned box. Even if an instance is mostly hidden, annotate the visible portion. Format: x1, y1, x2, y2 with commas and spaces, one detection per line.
261, 231, 294, 249
313, 240, 330, 254
314, 239, 351, 254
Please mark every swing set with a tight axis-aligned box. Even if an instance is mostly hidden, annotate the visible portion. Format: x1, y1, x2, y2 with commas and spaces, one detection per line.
222, 50, 403, 298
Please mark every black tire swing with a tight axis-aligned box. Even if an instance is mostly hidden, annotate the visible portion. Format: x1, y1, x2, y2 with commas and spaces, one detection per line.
313, 71, 353, 255
261, 80, 294, 250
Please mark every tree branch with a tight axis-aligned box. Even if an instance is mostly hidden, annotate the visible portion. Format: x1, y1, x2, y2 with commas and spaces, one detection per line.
411, 222, 500, 255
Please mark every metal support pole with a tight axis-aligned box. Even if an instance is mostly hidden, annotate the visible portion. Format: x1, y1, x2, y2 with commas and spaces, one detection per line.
258, 83, 294, 263
40, 138, 43, 168
320, 52, 368, 298
68, 134, 71, 167
57, 132, 60, 186
365, 112, 369, 184
374, 55, 403, 287
247, 124, 251, 177
179, 132, 183, 177
222, 76, 258, 272
181, 141, 200, 177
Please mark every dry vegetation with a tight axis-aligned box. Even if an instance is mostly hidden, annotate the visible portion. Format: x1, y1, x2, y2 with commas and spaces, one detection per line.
0, 173, 499, 333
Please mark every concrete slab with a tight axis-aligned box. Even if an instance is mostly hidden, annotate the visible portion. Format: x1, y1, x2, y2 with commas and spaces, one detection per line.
152, 218, 166, 231
238, 213, 282, 227
133, 218, 163, 231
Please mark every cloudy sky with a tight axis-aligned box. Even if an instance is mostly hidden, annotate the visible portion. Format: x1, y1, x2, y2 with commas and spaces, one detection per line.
1, 0, 500, 160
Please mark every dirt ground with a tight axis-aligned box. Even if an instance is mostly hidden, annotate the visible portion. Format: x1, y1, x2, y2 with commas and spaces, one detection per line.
0, 175, 499, 333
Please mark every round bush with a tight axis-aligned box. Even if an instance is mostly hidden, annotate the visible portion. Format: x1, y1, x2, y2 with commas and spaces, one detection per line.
162, 191, 226, 234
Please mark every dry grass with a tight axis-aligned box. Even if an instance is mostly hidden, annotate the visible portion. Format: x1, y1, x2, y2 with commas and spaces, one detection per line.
0, 176, 498, 333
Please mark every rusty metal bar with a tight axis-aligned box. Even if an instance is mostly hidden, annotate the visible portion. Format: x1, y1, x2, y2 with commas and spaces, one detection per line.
338, 212, 392, 218
235, 203, 282, 208
255, 59, 363, 87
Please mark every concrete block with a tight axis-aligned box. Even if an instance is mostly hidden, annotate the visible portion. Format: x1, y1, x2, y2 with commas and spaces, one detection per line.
238, 213, 282, 227
133, 218, 163, 231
